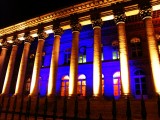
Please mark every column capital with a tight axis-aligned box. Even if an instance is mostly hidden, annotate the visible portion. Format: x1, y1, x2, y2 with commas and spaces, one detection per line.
2, 41, 10, 48
139, 8, 152, 20
70, 14, 82, 32
54, 27, 63, 36
91, 19, 103, 28
53, 19, 63, 36
139, 0, 152, 20
24, 33, 34, 43
12, 38, 22, 46
37, 31, 48, 40
90, 8, 103, 28
114, 13, 126, 25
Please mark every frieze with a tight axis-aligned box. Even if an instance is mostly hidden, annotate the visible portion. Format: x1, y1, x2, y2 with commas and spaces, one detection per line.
0, 0, 159, 36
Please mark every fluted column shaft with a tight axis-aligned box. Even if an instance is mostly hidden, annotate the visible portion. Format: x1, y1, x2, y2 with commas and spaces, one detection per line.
15, 41, 32, 95
114, 14, 130, 95
69, 31, 80, 96
140, 7, 160, 93
93, 27, 102, 96
2, 45, 18, 94
0, 47, 8, 75
48, 27, 63, 96
30, 39, 45, 96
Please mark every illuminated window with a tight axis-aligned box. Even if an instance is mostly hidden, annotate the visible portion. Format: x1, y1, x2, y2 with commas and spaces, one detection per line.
64, 48, 71, 65
112, 40, 119, 60
77, 74, 86, 96
78, 46, 86, 63
113, 71, 121, 96
130, 37, 142, 58
61, 75, 69, 96
134, 70, 147, 95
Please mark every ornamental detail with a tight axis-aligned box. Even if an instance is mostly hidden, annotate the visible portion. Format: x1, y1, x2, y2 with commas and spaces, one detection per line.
139, 8, 152, 20
91, 19, 103, 28
38, 31, 48, 40
13, 38, 22, 46
24, 35, 34, 43
114, 14, 126, 24
2, 41, 10, 48
70, 23, 82, 32
54, 27, 63, 36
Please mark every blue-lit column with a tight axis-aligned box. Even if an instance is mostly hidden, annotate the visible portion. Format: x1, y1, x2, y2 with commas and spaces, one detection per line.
69, 16, 81, 96
30, 29, 48, 96
114, 13, 130, 95
47, 21, 63, 96
2, 37, 21, 94
15, 33, 34, 95
140, 4, 160, 94
91, 12, 103, 97
0, 41, 9, 76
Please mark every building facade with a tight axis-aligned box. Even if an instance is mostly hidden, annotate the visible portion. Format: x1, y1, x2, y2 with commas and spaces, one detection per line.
0, 0, 160, 119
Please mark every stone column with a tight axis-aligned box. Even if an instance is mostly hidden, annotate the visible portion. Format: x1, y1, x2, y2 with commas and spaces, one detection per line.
69, 16, 81, 96
2, 38, 21, 94
140, 5, 160, 94
0, 42, 9, 76
114, 13, 130, 95
47, 22, 63, 96
15, 34, 34, 95
30, 30, 48, 96
91, 13, 103, 97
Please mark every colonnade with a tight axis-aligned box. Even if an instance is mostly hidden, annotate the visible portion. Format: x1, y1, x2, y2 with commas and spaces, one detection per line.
0, 5, 160, 97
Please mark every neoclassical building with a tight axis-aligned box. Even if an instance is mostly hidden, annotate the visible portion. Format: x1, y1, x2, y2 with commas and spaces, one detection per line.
0, 0, 160, 119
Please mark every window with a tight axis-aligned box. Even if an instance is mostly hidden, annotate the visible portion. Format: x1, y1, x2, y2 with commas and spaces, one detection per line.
130, 37, 142, 58
61, 75, 69, 96
77, 74, 86, 96
113, 71, 121, 96
78, 47, 86, 63
134, 70, 147, 95
112, 40, 119, 60
64, 48, 71, 65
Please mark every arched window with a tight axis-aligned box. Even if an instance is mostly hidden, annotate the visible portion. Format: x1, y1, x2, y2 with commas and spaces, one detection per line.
113, 71, 121, 96
134, 70, 147, 95
61, 75, 69, 96
77, 74, 86, 96
130, 37, 142, 57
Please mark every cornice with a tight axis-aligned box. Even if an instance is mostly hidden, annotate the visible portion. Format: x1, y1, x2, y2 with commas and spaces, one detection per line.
0, 0, 159, 37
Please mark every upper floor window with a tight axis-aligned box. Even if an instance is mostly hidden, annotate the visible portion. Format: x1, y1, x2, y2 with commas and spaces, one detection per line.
130, 37, 142, 58
134, 70, 147, 96
112, 40, 119, 60
64, 48, 71, 65
78, 46, 86, 63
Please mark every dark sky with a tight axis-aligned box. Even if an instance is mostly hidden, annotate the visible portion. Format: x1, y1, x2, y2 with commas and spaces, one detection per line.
0, 0, 87, 29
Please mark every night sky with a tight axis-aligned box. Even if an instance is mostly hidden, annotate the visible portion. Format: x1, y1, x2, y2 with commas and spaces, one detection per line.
0, 0, 87, 29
